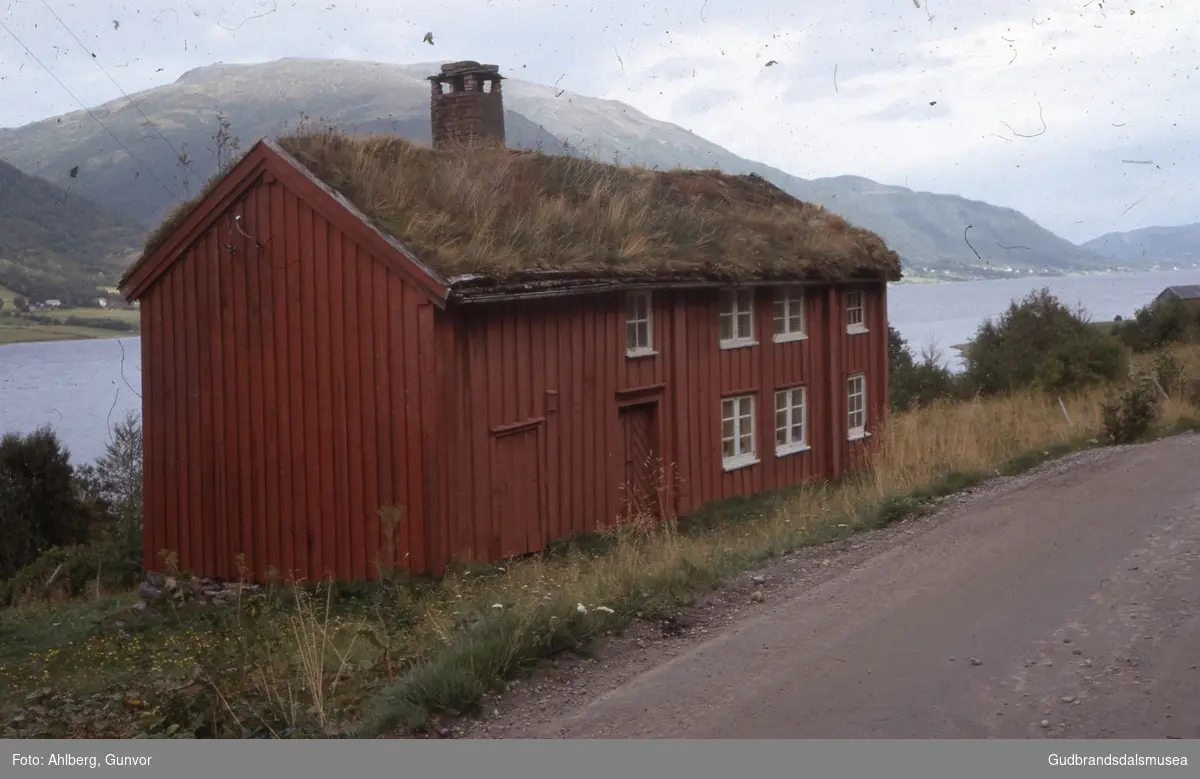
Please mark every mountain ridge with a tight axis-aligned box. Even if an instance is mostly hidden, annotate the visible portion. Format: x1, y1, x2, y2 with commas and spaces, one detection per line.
0, 57, 1134, 282
1082, 223, 1200, 270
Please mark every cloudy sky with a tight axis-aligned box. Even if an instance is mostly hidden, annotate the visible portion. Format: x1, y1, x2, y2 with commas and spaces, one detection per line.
0, 0, 1196, 243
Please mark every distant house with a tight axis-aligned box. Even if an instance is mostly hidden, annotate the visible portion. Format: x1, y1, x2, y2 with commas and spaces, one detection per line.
119, 60, 903, 584
44, 300, 61, 309
1154, 285, 1200, 307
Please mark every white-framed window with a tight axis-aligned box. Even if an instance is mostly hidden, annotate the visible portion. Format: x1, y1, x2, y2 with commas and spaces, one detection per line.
772, 287, 806, 342
774, 386, 809, 456
846, 290, 866, 333
847, 373, 867, 440
625, 291, 654, 357
719, 287, 756, 348
721, 394, 758, 470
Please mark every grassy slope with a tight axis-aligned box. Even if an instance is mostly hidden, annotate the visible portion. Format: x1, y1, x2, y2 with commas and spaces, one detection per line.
3, 346, 1198, 738
0, 160, 142, 297
0, 58, 1114, 280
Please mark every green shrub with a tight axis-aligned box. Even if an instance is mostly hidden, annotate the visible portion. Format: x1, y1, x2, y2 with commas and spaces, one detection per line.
0, 414, 144, 604
888, 326, 966, 411
0, 527, 142, 605
963, 288, 1126, 396
1032, 328, 1129, 395
0, 427, 92, 580
1113, 297, 1200, 353
1101, 374, 1162, 444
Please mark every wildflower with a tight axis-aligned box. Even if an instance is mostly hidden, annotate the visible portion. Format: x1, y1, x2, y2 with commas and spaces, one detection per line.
492, 603, 504, 610
576, 603, 587, 614
595, 606, 614, 614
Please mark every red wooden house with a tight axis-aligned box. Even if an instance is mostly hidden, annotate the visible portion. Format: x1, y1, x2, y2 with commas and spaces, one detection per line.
120, 61, 902, 583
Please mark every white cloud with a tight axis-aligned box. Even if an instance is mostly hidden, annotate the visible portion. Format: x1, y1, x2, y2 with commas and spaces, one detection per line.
0, 0, 1197, 242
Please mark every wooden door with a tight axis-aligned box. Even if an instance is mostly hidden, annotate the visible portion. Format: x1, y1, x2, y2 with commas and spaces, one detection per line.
619, 402, 660, 521
491, 427, 545, 558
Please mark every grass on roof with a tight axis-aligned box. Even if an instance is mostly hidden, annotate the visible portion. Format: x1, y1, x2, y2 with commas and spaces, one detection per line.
274, 129, 902, 283
131, 152, 251, 286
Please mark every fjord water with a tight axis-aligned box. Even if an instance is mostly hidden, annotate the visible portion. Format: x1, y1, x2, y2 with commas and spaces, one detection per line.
3, 270, 1200, 464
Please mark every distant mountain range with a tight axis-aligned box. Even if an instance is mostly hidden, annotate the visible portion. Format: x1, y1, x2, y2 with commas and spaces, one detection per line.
0, 57, 1185, 284
1082, 223, 1200, 270
0, 158, 142, 300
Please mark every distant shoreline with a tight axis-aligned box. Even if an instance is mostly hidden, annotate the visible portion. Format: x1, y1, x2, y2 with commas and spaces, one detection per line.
0, 320, 139, 346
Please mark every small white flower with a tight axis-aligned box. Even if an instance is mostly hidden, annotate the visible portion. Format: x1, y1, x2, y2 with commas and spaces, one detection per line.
576, 603, 587, 614
492, 603, 504, 610
595, 606, 614, 614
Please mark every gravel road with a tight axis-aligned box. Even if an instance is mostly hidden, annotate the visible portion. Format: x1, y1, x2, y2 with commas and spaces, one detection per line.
449, 434, 1200, 739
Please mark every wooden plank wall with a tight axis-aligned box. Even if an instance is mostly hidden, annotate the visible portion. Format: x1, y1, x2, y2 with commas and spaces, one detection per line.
443, 282, 890, 562
140, 179, 433, 582
835, 283, 890, 471
440, 294, 672, 567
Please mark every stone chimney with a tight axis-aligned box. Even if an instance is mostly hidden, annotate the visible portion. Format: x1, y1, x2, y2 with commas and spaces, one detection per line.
428, 61, 506, 150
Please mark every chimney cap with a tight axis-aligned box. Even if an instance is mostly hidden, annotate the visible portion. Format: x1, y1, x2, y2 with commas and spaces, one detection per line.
428, 61, 504, 82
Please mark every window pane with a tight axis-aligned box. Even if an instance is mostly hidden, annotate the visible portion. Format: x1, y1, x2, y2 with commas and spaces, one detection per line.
719, 314, 733, 341
776, 427, 787, 446
737, 311, 752, 338
775, 408, 787, 432
775, 391, 787, 413
719, 290, 733, 315
723, 438, 735, 458
722, 417, 735, 440
626, 321, 638, 349
792, 421, 803, 441
739, 433, 752, 454
789, 311, 802, 331
637, 321, 649, 348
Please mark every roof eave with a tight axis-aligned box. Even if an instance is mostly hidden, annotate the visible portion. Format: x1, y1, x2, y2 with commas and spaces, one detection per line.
447, 267, 900, 304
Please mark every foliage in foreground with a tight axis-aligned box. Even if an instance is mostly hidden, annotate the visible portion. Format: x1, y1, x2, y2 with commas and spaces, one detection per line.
889, 289, 1132, 413
961, 288, 1127, 397
1112, 295, 1200, 353
0, 413, 143, 604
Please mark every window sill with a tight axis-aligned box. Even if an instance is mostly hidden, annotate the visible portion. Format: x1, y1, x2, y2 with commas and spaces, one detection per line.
776, 442, 811, 458
848, 430, 871, 442
846, 325, 869, 336
722, 454, 760, 472
720, 339, 759, 351
772, 332, 808, 344
626, 347, 658, 359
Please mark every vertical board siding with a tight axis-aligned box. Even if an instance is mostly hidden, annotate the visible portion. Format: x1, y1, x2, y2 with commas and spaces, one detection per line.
839, 283, 889, 472
140, 179, 428, 582
447, 292, 673, 566
445, 283, 889, 567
